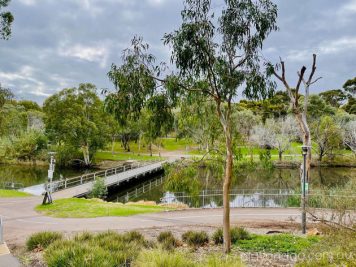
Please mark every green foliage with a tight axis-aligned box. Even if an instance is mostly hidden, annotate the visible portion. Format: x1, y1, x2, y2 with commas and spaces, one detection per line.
237, 234, 320, 254
43, 83, 112, 166
157, 231, 179, 250
0, 0, 14, 40
307, 95, 336, 120
296, 230, 356, 267
259, 149, 273, 169
17, 100, 41, 111
133, 249, 196, 267
44, 231, 142, 267
0, 85, 13, 108
343, 77, 356, 95
312, 116, 343, 161
182, 231, 209, 247
164, 162, 201, 195
26, 231, 63, 251
319, 89, 347, 108
212, 227, 251, 245
122, 231, 146, 244
90, 178, 108, 199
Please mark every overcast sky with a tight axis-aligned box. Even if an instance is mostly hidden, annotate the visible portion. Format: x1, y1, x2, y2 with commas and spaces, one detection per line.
0, 0, 356, 104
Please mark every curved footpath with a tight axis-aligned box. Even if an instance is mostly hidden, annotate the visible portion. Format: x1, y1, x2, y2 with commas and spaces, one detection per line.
0, 196, 304, 247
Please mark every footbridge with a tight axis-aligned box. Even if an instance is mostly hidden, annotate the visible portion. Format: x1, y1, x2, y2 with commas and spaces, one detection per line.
23, 161, 165, 199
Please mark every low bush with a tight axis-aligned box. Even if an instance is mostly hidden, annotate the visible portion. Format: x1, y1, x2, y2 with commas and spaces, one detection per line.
212, 227, 251, 245
157, 231, 179, 250
122, 231, 146, 244
237, 234, 319, 254
44, 231, 143, 267
182, 231, 209, 247
26, 231, 63, 251
133, 249, 196, 267
231, 227, 251, 242
204, 254, 244, 267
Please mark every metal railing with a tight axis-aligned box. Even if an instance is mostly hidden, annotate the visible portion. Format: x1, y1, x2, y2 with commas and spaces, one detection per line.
0, 181, 24, 190
50, 160, 163, 193
116, 176, 165, 203
159, 189, 356, 209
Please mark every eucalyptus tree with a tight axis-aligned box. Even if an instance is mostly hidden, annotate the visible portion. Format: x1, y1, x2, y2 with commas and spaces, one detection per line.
43, 83, 111, 166
106, 0, 278, 252
271, 55, 321, 183
342, 120, 356, 156
312, 116, 343, 162
0, 0, 13, 40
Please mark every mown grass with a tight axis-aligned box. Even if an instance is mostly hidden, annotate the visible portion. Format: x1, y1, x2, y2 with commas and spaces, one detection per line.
0, 189, 32, 198
95, 151, 162, 162
35, 198, 173, 218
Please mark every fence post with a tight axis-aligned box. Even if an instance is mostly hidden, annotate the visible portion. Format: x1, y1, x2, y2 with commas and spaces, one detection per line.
105, 170, 107, 178
123, 165, 126, 172
202, 190, 205, 207
93, 173, 96, 181
64, 179, 67, 189
0, 217, 3, 244
80, 176, 83, 184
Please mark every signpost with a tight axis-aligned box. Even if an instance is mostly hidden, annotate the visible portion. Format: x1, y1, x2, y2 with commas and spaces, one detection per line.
301, 145, 310, 234
42, 152, 55, 204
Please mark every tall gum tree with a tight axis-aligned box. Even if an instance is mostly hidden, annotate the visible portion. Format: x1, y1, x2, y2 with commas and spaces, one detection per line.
106, 0, 278, 253
271, 55, 322, 183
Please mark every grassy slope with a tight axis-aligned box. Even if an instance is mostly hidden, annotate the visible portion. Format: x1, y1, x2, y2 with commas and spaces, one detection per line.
95, 151, 162, 162
35, 198, 172, 218
0, 189, 32, 198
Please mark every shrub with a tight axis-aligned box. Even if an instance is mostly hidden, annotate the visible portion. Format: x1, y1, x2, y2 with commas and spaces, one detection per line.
122, 231, 146, 244
44, 231, 143, 267
26, 231, 63, 251
182, 231, 209, 247
157, 231, 179, 250
91, 178, 108, 199
133, 249, 196, 267
231, 227, 251, 242
212, 227, 251, 245
204, 254, 244, 267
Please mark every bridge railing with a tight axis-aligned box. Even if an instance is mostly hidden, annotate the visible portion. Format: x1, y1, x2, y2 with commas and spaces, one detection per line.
50, 160, 163, 193
0, 182, 24, 190
116, 176, 165, 203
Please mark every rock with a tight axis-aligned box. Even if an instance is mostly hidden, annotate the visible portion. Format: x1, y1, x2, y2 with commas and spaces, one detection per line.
307, 228, 321, 236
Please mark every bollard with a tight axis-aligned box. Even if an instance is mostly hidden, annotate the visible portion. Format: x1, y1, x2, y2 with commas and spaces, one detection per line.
0, 217, 3, 244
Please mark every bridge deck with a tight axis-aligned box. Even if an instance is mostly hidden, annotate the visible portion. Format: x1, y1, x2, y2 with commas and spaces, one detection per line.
22, 161, 165, 199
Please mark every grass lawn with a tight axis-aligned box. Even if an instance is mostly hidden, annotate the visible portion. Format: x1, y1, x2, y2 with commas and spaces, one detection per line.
236, 233, 320, 254
94, 151, 162, 162
35, 198, 173, 218
0, 189, 32, 198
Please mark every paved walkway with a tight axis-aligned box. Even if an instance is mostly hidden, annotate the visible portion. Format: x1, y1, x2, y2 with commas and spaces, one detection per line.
0, 244, 21, 267
0, 196, 304, 247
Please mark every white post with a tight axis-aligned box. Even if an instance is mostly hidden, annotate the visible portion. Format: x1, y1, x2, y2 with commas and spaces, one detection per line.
0, 217, 3, 244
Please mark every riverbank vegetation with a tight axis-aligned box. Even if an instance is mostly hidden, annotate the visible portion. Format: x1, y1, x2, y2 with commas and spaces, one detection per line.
35, 198, 174, 218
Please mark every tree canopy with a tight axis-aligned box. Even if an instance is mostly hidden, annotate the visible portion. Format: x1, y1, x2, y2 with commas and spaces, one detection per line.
0, 0, 14, 40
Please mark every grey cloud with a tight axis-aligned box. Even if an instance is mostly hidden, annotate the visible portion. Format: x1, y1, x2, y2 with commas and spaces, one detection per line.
0, 0, 355, 103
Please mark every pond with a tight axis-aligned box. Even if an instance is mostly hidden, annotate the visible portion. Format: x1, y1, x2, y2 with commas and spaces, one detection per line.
108, 167, 355, 206
0, 164, 92, 189
0, 163, 354, 208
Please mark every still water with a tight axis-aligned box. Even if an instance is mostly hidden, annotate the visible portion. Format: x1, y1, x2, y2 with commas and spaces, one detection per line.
0, 164, 354, 204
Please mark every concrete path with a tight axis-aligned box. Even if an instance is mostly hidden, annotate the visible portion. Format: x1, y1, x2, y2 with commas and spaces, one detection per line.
0, 244, 21, 267
0, 196, 303, 247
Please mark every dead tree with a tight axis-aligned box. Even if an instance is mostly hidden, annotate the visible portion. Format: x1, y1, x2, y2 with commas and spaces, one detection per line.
272, 54, 322, 183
